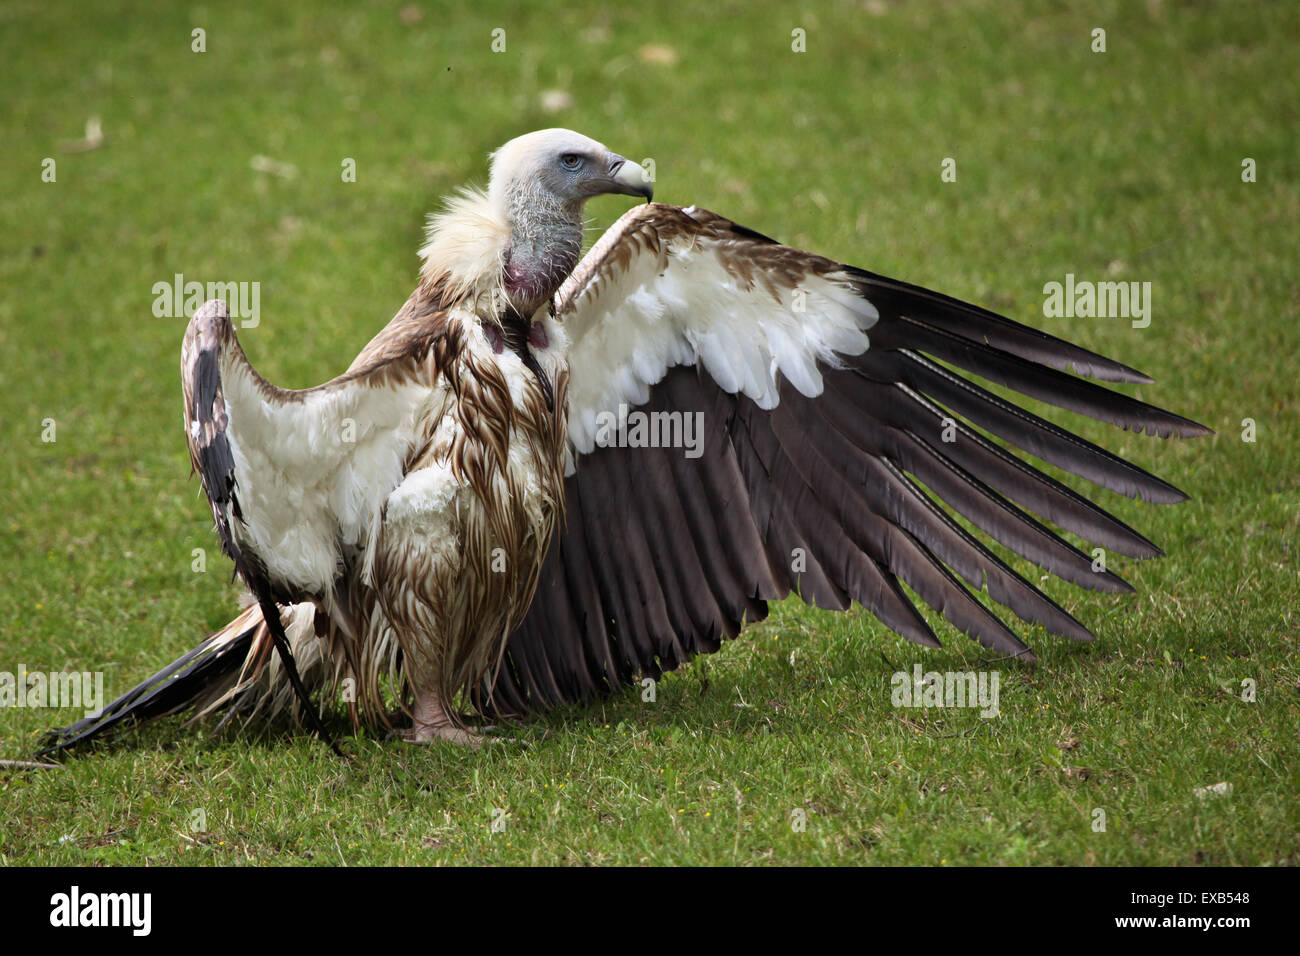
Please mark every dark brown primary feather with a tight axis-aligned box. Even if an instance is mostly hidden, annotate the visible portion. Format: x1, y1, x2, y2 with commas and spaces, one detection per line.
474, 207, 1211, 718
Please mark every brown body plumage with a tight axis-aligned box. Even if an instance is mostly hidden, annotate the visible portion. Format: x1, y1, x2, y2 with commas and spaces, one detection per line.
367, 287, 570, 733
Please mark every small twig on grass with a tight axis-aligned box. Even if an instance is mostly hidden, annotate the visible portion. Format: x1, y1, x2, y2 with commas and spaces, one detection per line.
0, 759, 63, 771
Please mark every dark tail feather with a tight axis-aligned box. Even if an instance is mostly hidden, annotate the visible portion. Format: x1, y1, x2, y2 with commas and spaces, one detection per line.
35, 605, 267, 757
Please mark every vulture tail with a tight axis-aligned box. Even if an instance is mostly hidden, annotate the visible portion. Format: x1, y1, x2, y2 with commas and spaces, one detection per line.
35, 603, 326, 757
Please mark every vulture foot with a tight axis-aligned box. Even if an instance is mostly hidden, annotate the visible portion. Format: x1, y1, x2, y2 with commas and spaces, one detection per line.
402, 692, 484, 748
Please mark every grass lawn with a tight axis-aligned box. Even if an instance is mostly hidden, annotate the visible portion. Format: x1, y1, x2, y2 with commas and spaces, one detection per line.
1, 0, 1296, 865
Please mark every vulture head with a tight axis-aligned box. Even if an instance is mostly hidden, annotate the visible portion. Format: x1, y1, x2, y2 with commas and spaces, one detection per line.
488, 128, 654, 210
421, 129, 653, 314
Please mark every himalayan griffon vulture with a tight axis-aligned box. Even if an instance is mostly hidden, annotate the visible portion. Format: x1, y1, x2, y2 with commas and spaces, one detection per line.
41, 129, 1209, 755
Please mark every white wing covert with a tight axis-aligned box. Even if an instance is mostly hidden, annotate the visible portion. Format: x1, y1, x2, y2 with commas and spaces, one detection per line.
181, 299, 444, 604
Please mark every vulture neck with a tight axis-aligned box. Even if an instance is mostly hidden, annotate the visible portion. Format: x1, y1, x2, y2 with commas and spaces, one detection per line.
418, 184, 583, 323
500, 186, 584, 317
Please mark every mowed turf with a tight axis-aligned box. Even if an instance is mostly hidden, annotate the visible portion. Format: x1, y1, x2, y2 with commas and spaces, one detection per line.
0, 0, 1296, 865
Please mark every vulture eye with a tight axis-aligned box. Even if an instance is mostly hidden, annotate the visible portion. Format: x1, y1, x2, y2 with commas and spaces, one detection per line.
560, 153, 583, 170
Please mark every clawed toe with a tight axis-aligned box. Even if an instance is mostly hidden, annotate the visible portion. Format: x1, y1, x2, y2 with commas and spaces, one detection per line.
401, 724, 483, 748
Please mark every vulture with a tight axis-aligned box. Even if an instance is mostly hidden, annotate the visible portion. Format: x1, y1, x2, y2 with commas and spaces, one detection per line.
41, 128, 1210, 756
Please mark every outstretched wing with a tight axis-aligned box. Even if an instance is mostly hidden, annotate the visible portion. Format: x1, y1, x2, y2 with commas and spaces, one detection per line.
181, 299, 452, 604
475, 203, 1210, 716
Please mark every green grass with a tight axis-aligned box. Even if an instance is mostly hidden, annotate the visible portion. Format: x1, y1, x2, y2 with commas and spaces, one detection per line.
2, 0, 1297, 865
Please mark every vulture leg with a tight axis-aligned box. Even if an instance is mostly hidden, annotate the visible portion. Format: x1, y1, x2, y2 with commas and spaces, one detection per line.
403, 690, 484, 748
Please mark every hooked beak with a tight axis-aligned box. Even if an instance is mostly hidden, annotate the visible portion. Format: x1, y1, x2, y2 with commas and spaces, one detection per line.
604, 153, 654, 201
